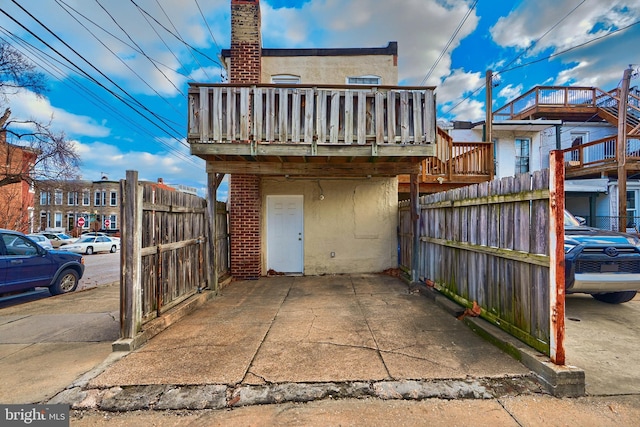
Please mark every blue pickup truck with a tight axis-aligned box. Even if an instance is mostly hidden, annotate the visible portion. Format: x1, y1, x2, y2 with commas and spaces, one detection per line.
0, 229, 85, 296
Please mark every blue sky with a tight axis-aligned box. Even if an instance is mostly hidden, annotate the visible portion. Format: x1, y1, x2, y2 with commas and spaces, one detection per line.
1, 0, 639, 199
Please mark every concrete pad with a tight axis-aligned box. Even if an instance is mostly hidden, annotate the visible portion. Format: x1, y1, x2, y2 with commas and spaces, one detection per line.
265, 312, 377, 348
0, 342, 112, 404
249, 342, 389, 383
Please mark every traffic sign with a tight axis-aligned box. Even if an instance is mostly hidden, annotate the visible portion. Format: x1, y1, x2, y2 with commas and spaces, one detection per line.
77, 217, 85, 227
104, 219, 111, 228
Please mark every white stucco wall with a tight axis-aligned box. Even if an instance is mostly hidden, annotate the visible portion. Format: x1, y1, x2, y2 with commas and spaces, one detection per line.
261, 177, 398, 275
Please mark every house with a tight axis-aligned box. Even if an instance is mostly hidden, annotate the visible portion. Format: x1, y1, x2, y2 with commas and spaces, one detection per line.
188, 0, 436, 279
0, 131, 36, 233
471, 84, 640, 231
34, 177, 183, 235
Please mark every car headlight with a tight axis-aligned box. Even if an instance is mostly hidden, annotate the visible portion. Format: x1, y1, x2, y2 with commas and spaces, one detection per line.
564, 243, 578, 253
626, 236, 640, 247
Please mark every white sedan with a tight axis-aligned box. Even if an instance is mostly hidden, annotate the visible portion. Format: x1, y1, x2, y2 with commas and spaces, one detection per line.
62, 235, 120, 255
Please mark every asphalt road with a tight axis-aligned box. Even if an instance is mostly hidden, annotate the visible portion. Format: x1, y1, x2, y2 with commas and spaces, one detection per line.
0, 251, 119, 308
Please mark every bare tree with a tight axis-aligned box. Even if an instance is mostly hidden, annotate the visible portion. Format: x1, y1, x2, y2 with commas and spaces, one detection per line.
0, 42, 80, 189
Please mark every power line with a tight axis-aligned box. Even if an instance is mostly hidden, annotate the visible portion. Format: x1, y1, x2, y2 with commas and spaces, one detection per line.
0, 11, 201, 167
55, 0, 186, 123
4, 0, 186, 144
499, 0, 586, 72
499, 20, 640, 74
420, 0, 478, 86
94, 0, 185, 98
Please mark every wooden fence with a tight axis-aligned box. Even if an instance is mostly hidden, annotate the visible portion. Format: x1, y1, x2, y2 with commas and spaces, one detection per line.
399, 152, 566, 363
120, 171, 230, 339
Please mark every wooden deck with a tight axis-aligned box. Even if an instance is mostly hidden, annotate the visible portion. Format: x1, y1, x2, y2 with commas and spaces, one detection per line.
398, 128, 493, 194
187, 84, 437, 177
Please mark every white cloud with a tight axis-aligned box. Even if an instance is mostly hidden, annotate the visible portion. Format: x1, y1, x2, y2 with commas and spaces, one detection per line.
261, 0, 480, 85
497, 84, 523, 103
6, 90, 110, 138
72, 140, 207, 194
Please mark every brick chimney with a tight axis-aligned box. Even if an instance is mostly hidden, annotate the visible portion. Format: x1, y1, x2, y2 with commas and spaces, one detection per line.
230, 0, 262, 84
229, 0, 262, 279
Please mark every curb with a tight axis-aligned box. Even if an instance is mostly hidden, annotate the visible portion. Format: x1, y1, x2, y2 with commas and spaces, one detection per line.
416, 283, 585, 397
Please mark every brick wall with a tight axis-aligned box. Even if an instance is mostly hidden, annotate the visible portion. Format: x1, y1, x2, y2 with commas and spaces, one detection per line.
229, 175, 261, 279
229, 0, 262, 279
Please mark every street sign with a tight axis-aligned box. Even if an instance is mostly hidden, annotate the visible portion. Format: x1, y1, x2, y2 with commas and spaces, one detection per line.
104, 219, 111, 228
77, 217, 85, 227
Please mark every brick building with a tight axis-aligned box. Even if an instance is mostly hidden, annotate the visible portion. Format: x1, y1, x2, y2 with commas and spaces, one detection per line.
0, 131, 36, 233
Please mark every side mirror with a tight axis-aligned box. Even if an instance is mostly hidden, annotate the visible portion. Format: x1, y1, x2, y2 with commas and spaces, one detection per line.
575, 216, 586, 226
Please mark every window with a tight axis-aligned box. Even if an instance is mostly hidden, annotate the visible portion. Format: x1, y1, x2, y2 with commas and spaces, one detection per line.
110, 191, 117, 206
346, 75, 381, 85
54, 190, 63, 205
94, 191, 101, 206
68, 191, 78, 206
82, 190, 90, 206
102, 191, 107, 207
40, 192, 50, 205
515, 138, 530, 174
54, 212, 62, 228
79, 213, 89, 229
627, 191, 637, 228
94, 190, 107, 206
107, 214, 117, 230
271, 74, 301, 84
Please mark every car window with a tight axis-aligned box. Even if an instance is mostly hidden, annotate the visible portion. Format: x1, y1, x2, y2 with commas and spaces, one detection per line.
77, 236, 94, 243
2, 234, 40, 256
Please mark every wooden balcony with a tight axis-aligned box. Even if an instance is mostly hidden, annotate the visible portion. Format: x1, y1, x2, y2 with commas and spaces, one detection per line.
187, 84, 436, 177
560, 135, 640, 178
398, 128, 493, 194
493, 86, 610, 122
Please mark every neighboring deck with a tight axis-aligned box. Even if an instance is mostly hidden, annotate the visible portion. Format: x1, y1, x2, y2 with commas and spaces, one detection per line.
188, 84, 437, 177
495, 85, 640, 179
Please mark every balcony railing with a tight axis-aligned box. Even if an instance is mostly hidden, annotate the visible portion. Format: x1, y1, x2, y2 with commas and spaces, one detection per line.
398, 128, 493, 191
560, 135, 640, 176
187, 84, 436, 152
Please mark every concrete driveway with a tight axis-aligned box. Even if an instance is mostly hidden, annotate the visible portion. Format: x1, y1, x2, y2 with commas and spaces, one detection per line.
565, 293, 640, 395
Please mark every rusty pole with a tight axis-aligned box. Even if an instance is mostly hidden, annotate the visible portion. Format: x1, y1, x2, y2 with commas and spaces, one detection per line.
549, 150, 566, 365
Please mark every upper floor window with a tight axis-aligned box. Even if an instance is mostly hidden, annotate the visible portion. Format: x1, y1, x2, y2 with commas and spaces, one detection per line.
82, 190, 90, 206
271, 74, 301, 84
347, 75, 381, 85
40, 191, 50, 205
515, 138, 530, 174
110, 191, 118, 206
68, 191, 78, 206
94, 190, 107, 206
54, 190, 63, 205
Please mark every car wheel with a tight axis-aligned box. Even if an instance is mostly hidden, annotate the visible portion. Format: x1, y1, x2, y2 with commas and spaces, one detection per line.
49, 269, 79, 295
591, 291, 637, 304
86, 246, 94, 255
110, 245, 117, 253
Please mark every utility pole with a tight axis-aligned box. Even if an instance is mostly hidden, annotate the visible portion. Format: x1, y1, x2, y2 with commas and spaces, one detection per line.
485, 70, 493, 146
618, 67, 632, 232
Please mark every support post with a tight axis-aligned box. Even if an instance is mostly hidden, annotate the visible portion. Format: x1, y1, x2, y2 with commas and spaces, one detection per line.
549, 151, 566, 365
120, 170, 142, 340
207, 172, 218, 293
410, 172, 420, 283
618, 67, 632, 232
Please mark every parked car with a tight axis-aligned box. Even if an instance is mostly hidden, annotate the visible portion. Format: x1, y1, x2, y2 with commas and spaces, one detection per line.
37, 232, 76, 248
564, 210, 640, 303
62, 235, 119, 255
0, 229, 85, 296
81, 231, 120, 243
26, 234, 54, 250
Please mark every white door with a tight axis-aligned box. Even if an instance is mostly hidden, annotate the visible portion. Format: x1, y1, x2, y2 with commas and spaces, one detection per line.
267, 195, 303, 273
